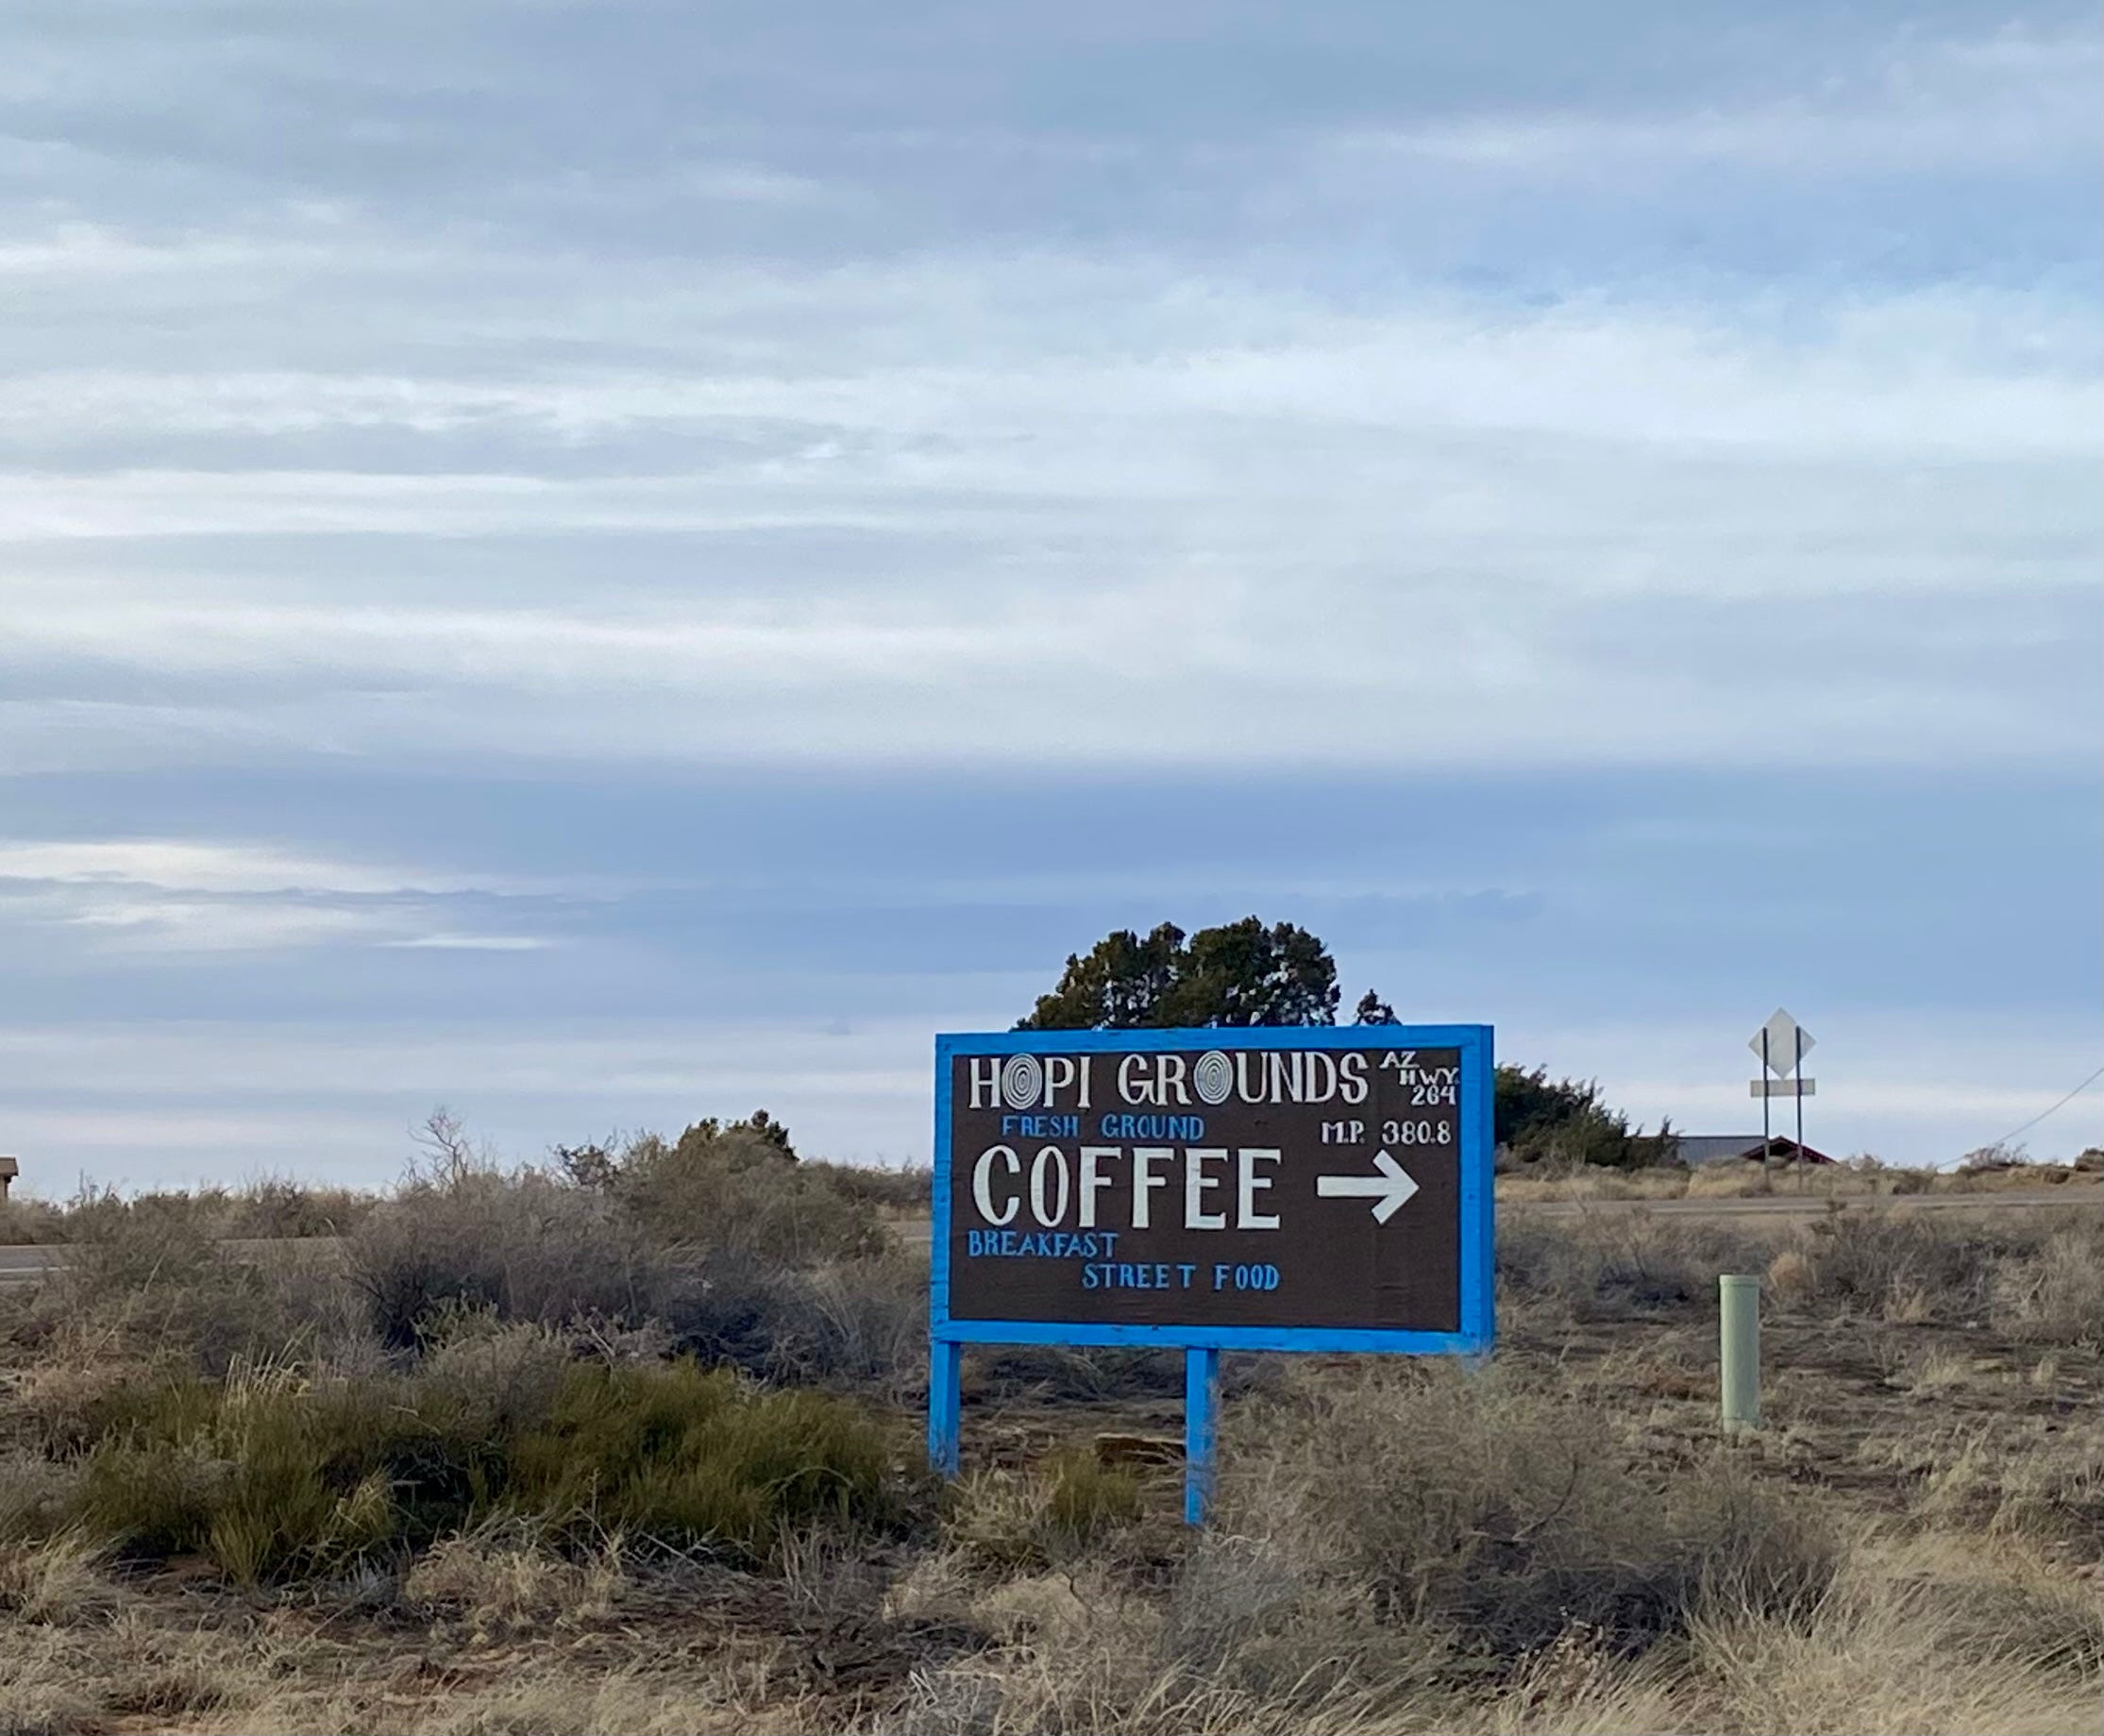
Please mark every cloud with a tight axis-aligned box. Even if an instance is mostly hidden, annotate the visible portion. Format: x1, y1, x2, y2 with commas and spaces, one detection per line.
1320, 26, 2101, 177
382, 933, 553, 951
2, 560, 2089, 777
0, 257, 2092, 779
0, 1020, 932, 1100
0, 5, 2094, 1185
0, 838, 476, 895
56, 899, 391, 952
1, 271, 2095, 459
0, 837, 562, 953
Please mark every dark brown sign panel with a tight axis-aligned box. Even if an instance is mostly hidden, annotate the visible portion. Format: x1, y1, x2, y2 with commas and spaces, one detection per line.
942, 1040, 1467, 1334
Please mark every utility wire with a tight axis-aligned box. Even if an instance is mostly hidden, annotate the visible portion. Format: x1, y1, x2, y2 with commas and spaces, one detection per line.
1979, 1064, 2104, 1152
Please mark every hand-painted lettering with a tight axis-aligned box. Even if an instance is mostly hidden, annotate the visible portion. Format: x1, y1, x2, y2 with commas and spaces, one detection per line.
972, 1144, 1019, 1225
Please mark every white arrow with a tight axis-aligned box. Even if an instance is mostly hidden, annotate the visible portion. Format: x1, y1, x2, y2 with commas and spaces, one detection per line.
1316, 1150, 1421, 1223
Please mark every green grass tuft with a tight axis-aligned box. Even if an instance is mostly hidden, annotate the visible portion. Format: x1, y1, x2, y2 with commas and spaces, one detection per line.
71, 1357, 909, 1583
505, 1360, 906, 1554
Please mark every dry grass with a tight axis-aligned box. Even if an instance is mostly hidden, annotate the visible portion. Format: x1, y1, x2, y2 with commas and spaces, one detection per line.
227, 1665, 830, 1736
0, 1197, 69, 1246
0, 1179, 376, 1246
0, 1171, 2096, 1735
1902, 1422, 2103, 1548
941, 1451, 1145, 1571
401, 1521, 627, 1637
1498, 1211, 1750, 1319
0, 1449, 79, 1546
1220, 1362, 1839, 1660
1994, 1222, 2104, 1345
0, 1528, 115, 1623
1497, 1168, 1692, 1204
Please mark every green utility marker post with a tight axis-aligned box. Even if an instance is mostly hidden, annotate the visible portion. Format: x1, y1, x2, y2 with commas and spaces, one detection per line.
1719, 1274, 1760, 1435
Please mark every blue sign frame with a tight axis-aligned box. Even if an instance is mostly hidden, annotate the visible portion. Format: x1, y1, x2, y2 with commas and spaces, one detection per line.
927, 1023, 1495, 1516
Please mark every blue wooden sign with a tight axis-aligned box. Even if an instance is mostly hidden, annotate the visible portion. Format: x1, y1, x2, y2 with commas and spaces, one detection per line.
928, 1024, 1495, 1521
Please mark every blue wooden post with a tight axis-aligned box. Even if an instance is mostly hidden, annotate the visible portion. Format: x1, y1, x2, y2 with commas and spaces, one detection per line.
928, 1338, 963, 1476
1184, 1346, 1220, 1525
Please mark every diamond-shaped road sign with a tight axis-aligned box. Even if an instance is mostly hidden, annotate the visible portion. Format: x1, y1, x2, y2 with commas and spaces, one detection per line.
1750, 1009, 1815, 1076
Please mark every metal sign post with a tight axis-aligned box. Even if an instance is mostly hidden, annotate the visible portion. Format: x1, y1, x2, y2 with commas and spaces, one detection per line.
1760, 1029, 1771, 1158
1794, 1026, 1806, 1177
1748, 1010, 1818, 1180
929, 1025, 1495, 1524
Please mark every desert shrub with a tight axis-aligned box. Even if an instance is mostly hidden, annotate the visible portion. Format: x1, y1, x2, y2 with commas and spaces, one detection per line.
218, 1177, 375, 1240
0, 1643, 91, 1736
964, 1345, 1278, 1408
1685, 1530, 2104, 1735
800, 1161, 933, 1212
1495, 1066, 1648, 1169
72, 1435, 226, 1560
62, 1182, 365, 1245
1223, 1364, 1838, 1663
58, 1190, 220, 1287
47, 1202, 323, 1375
1764, 1244, 1816, 1303
1845, 1156, 1934, 1195
346, 1168, 917, 1388
614, 1244, 923, 1390
346, 1171, 674, 1349
0, 1197, 68, 1245
93, 1177, 375, 1241
412, 1315, 573, 1438
1959, 1141, 2028, 1174
640, 1246, 824, 1375
873, 1635, 1318, 1736
785, 1252, 927, 1392
70, 1357, 562, 1579
70, 1354, 914, 1582
618, 1130, 886, 1265
503, 1359, 911, 1559
1498, 1215, 1768, 1321
1991, 1222, 2103, 1346
942, 1474, 1063, 1571
75, 1366, 402, 1582
1776, 1212, 2057, 1323
678, 1110, 798, 1160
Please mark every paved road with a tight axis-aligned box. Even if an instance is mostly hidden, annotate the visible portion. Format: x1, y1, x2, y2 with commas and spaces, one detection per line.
0, 1243, 63, 1284
1512, 1188, 2100, 1219
0, 1236, 343, 1286
2, 1188, 2090, 1282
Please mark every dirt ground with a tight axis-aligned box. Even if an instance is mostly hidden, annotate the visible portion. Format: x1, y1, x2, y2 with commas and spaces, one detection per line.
1, 1190, 2097, 1735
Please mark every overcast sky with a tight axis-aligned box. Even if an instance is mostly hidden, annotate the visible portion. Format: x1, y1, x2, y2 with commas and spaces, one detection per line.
2, 2, 2098, 1188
